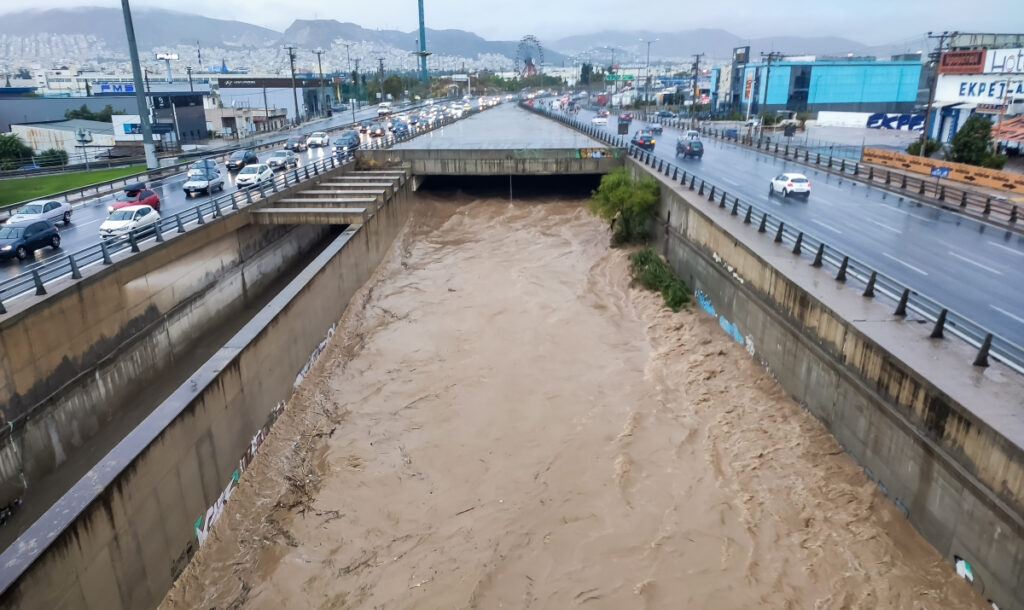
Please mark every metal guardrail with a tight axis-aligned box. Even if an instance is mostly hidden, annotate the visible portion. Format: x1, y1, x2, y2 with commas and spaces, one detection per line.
0, 103, 483, 315
627, 111, 1020, 226
0, 100, 432, 216
525, 102, 1024, 377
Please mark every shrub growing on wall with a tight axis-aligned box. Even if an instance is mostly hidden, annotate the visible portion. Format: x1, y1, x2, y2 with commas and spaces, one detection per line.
587, 166, 660, 246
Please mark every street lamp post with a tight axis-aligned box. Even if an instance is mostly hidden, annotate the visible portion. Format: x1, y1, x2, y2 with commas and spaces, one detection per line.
314, 48, 327, 117
639, 38, 658, 114
283, 44, 300, 125
120, 0, 157, 169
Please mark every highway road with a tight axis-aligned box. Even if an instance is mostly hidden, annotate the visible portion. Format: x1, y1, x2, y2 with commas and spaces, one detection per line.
0, 101, 478, 280
577, 107, 1024, 348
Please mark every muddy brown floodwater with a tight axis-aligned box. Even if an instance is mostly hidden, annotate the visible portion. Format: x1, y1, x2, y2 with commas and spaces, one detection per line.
161, 193, 987, 610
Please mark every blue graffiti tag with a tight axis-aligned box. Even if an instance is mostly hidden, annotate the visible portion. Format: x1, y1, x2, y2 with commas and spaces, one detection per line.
697, 289, 716, 317
718, 316, 746, 344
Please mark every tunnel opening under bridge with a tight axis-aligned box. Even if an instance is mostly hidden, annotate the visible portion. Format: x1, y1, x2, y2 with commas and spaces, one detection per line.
415, 174, 603, 199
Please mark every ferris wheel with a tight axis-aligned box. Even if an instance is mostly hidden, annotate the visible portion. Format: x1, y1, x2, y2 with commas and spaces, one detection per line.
516, 35, 544, 78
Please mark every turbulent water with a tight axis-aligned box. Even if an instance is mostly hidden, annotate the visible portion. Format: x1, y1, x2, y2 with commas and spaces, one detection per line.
161, 192, 986, 610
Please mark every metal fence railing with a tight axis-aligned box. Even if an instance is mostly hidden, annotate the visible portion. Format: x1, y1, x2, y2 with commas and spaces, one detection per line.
0, 103, 486, 313
523, 102, 1024, 377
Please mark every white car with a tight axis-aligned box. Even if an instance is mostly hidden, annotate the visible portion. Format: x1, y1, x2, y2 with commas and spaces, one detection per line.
266, 150, 299, 170
769, 173, 811, 198
592, 115, 608, 125
377, 101, 393, 116
235, 164, 274, 188
98, 205, 160, 239
307, 132, 330, 147
182, 170, 225, 195
6, 199, 73, 226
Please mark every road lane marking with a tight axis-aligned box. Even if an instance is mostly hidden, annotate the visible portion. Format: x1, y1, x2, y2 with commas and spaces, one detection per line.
986, 240, 1024, 256
881, 252, 928, 275
948, 250, 1004, 276
810, 219, 842, 234
866, 218, 902, 234
991, 305, 1024, 325
719, 177, 742, 188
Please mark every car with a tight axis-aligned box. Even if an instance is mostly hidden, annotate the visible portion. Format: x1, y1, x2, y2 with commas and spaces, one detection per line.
769, 173, 811, 198
462, 102, 471, 111
307, 132, 330, 147
109, 183, 160, 213
0, 219, 61, 261
266, 150, 299, 170
378, 101, 393, 116
392, 121, 410, 137
284, 136, 308, 152
358, 120, 373, 133
596, 109, 609, 118
683, 130, 701, 141
676, 138, 704, 159
6, 199, 72, 226
619, 112, 634, 124
235, 164, 274, 187
645, 123, 663, 135
631, 131, 656, 150
369, 122, 387, 137
331, 130, 361, 157
187, 158, 219, 177
18, 163, 42, 170
182, 170, 225, 195
407, 114, 420, 125
745, 117, 761, 127
592, 115, 608, 125
654, 110, 676, 119
331, 103, 348, 112
226, 149, 258, 171
98, 205, 160, 239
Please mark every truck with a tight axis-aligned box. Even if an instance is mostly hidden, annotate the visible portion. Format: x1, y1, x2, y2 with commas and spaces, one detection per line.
377, 101, 393, 116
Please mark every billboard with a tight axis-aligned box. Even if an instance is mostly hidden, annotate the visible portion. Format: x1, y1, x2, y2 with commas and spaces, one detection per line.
939, 50, 986, 74
218, 77, 324, 88
936, 74, 1024, 103
96, 82, 135, 94
984, 48, 1024, 74
733, 46, 749, 64
155, 53, 179, 60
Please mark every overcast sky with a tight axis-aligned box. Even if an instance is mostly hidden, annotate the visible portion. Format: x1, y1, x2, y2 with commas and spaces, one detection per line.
1, 0, 1021, 46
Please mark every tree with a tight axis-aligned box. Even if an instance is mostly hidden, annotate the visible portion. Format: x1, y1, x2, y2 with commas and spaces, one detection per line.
906, 138, 942, 157
580, 63, 593, 85
64, 103, 123, 122
382, 74, 403, 100
947, 114, 1006, 169
587, 166, 661, 246
35, 148, 68, 167
0, 133, 34, 167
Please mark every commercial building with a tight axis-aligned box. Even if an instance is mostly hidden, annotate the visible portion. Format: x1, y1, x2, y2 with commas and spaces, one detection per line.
9, 119, 116, 161
737, 57, 924, 115
928, 35, 1024, 145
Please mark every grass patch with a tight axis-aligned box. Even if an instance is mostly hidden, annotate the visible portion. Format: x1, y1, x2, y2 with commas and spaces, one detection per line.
628, 247, 690, 311
0, 165, 145, 207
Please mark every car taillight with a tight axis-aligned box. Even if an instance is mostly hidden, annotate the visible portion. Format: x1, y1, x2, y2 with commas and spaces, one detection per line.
807, 183, 811, 187
787, 183, 793, 187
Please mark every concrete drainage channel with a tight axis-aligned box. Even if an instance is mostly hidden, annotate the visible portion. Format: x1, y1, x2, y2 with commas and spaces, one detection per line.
0, 161, 415, 608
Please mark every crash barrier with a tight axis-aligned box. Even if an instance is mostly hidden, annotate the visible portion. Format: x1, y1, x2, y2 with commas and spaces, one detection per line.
0, 100, 435, 215
0, 104, 484, 313
522, 102, 1024, 378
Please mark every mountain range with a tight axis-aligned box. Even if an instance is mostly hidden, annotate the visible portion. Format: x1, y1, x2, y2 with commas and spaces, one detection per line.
0, 7, 911, 67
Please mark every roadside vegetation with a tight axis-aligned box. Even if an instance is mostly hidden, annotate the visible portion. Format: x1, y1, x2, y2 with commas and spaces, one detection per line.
905, 115, 1007, 169
587, 166, 660, 246
628, 248, 691, 311
587, 166, 690, 310
0, 165, 144, 207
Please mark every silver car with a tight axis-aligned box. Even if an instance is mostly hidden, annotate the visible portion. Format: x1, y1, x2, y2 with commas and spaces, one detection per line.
6, 199, 73, 226
266, 150, 299, 170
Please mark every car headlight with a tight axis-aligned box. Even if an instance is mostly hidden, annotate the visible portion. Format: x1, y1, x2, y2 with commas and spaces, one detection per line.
107, 205, 114, 213
1, 245, 11, 251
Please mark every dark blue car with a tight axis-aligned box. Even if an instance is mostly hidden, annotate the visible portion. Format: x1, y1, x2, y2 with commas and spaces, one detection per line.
0, 219, 61, 261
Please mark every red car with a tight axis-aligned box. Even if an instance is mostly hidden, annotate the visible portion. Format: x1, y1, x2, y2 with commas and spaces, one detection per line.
108, 182, 161, 214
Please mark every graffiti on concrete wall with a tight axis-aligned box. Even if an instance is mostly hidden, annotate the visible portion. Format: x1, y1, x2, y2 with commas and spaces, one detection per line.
695, 289, 747, 349
194, 322, 337, 546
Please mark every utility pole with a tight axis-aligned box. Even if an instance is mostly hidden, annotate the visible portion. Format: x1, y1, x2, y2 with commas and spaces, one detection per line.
759, 51, 784, 119
415, 0, 430, 83
919, 31, 954, 157
121, 0, 158, 168
185, 65, 194, 92
691, 52, 704, 127
377, 57, 385, 103
639, 38, 658, 113
262, 86, 269, 131
283, 44, 300, 125
314, 48, 327, 117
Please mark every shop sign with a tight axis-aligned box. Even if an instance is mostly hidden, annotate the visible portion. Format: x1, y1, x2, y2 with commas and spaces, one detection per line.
939, 50, 985, 74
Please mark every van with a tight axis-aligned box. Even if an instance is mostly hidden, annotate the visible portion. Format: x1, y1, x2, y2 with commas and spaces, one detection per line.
377, 101, 393, 116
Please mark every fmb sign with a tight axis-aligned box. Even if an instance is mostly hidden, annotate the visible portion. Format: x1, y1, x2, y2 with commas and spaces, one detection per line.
97, 83, 135, 93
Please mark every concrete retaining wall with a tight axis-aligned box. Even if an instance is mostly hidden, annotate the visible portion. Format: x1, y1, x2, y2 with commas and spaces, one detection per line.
0, 169, 412, 609
356, 148, 623, 176
632, 158, 1024, 608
